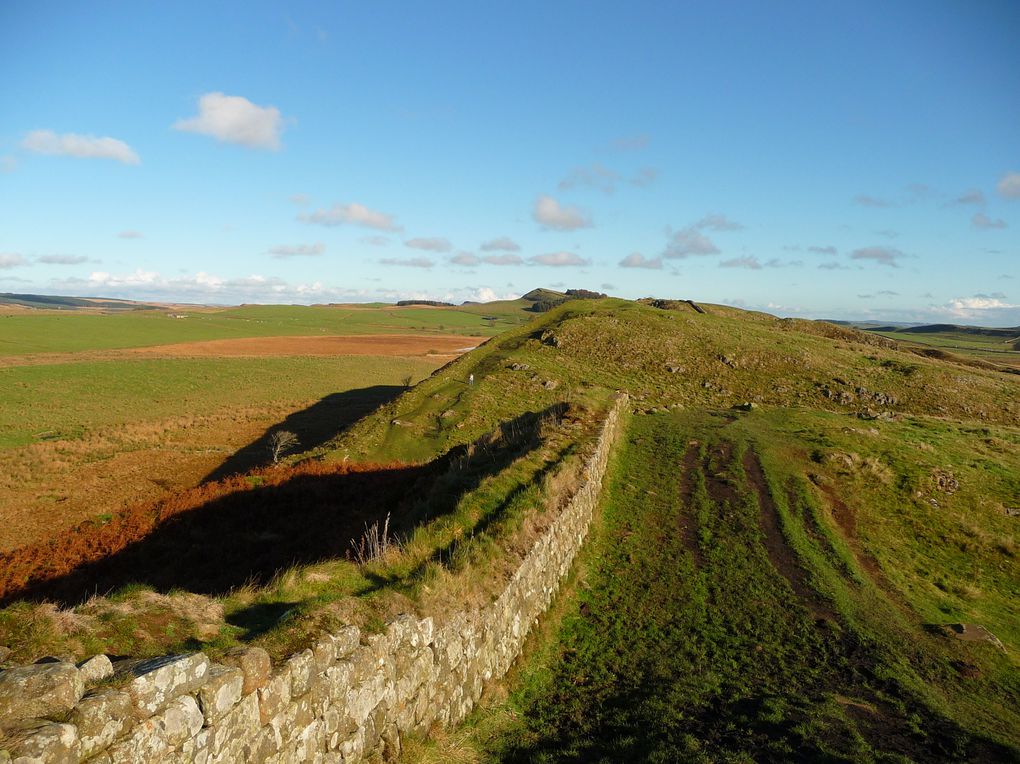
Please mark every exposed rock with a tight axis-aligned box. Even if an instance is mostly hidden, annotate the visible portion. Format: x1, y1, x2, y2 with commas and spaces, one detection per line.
7, 722, 80, 763
70, 689, 133, 758
0, 662, 84, 724
932, 469, 959, 494
116, 653, 209, 717
543, 379, 559, 390
77, 655, 114, 685
944, 623, 1006, 652
221, 646, 271, 696
509, 362, 531, 371
1005, 507, 1020, 518
197, 665, 244, 726
733, 402, 758, 411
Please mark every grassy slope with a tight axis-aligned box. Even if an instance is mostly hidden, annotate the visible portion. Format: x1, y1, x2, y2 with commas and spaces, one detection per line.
871, 328, 1020, 368
0, 300, 533, 355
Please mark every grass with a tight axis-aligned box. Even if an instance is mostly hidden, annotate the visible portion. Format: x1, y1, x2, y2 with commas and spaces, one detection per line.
410, 409, 1019, 761
0, 300, 534, 355
871, 329, 1020, 368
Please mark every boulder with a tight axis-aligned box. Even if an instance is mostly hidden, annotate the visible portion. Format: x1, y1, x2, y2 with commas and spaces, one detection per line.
0, 662, 84, 724
116, 653, 209, 717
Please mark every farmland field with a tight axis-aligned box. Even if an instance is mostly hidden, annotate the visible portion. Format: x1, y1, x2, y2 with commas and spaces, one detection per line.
0, 300, 531, 551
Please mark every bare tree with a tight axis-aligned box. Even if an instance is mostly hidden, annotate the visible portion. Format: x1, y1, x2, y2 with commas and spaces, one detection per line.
267, 430, 299, 464
401, 374, 413, 390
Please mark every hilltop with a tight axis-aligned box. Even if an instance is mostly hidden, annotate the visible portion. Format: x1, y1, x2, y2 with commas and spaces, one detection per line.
0, 296, 1017, 760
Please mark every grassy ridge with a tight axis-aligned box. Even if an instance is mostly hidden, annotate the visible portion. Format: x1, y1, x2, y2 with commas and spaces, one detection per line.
421, 409, 1019, 761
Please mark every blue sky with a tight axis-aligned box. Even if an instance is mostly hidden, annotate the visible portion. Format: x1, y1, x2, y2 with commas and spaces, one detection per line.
1, 1, 1018, 324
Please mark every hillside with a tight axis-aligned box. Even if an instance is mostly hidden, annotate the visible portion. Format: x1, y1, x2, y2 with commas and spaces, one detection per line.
0, 297, 1017, 760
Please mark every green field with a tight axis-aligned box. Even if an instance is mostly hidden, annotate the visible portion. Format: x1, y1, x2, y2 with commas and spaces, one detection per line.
870, 328, 1020, 368
0, 355, 438, 450
0, 300, 533, 356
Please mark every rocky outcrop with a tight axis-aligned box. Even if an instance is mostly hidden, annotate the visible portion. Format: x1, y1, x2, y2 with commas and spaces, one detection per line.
0, 394, 628, 763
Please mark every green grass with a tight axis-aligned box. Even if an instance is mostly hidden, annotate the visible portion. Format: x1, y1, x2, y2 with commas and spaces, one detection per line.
872, 329, 1020, 366
420, 409, 1019, 761
0, 300, 534, 355
0, 355, 438, 450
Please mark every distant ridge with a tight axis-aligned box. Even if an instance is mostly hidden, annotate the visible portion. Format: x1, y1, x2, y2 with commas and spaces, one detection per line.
0, 292, 159, 311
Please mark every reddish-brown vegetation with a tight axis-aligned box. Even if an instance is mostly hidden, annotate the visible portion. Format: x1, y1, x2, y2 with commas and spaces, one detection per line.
0, 459, 440, 606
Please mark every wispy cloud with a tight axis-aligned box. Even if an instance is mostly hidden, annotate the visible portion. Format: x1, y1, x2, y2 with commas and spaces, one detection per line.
172, 92, 287, 150
37, 254, 89, 265
117, 230, 144, 239
22, 130, 140, 165
807, 245, 837, 255
450, 252, 479, 266
300, 202, 401, 231
720, 256, 761, 270
972, 212, 1007, 230
819, 262, 851, 270
850, 246, 905, 267
854, 194, 895, 208
268, 242, 325, 258
532, 195, 592, 230
610, 134, 649, 151
380, 257, 433, 268
289, 193, 310, 206
997, 171, 1020, 199
949, 189, 985, 206
695, 213, 744, 231
630, 167, 658, 187
619, 252, 662, 269
529, 251, 590, 267
662, 214, 743, 259
359, 235, 391, 247
405, 237, 452, 252
480, 236, 520, 252
0, 155, 16, 173
482, 254, 523, 266
558, 163, 620, 193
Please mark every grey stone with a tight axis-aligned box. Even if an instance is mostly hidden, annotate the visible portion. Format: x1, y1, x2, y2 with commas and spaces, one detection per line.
69, 689, 133, 758
8, 722, 80, 764
76, 654, 114, 685
287, 649, 316, 696
117, 653, 210, 717
257, 666, 292, 725
0, 662, 84, 724
197, 665, 244, 726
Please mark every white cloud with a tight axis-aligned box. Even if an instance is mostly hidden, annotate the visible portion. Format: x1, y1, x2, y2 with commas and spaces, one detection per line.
0, 155, 16, 173
720, 256, 761, 270
380, 257, 433, 268
300, 202, 400, 231
405, 237, 452, 252
268, 242, 325, 258
619, 252, 662, 269
172, 92, 286, 150
972, 212, 1007, 230
37, 255, 89, 265
0, 253, 28, 269
664, 228, 719, 258
850, 246, 905, 267
483, 254, 523, 266
997, 171, 1020, 199
451, 252, 480, 266
21, 130, 140, 164
480, 236, 520, 252
941, 296, 1020, 320
532, 195, 592, 231
117, 230, 143, 239
529, 251, 590, 267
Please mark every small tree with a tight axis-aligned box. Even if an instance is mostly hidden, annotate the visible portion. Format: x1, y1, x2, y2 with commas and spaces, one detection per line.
267, 430, 299, 464
401, 374, 413, 389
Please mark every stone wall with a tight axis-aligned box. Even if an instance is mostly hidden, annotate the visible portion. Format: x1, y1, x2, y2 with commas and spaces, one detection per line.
0, 394, 627, 764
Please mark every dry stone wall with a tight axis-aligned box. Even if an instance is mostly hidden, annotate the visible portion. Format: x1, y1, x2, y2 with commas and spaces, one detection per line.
0, 394, 627, 764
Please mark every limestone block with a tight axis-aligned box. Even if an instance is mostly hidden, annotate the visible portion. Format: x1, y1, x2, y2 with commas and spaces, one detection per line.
197, 664, 244, 726
287, 649, 315, 697
311, 634, 337, 674
332, 626, 360, 659
117, 653, 210, 717
257, 666, 292, 725
76, 654, 114, 685
69, 689, 134, 758
0, 662, 84, 724
220, 646, 271, 696
202, 693, 260, 761
7, 722, 80, 764
324, 661, 354, 704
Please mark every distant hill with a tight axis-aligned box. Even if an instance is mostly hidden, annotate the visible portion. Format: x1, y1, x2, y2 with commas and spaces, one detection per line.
894, 323, 1020, 337
0, 292, 160, 311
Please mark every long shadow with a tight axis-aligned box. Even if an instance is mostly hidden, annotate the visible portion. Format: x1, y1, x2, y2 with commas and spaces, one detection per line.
1, 405, 566, 608
204, 385, 405, 483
